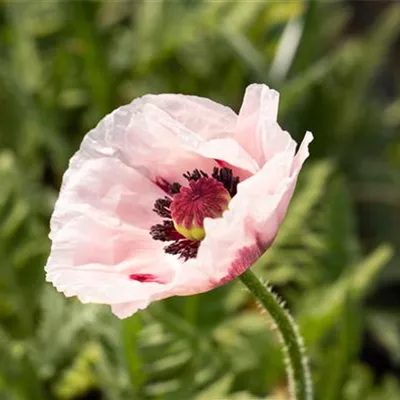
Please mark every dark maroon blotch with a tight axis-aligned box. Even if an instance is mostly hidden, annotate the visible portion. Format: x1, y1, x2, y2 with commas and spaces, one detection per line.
129, 273, 161, 283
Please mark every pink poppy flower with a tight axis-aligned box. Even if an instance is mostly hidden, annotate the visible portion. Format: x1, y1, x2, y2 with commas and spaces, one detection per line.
45, 84, 312, 318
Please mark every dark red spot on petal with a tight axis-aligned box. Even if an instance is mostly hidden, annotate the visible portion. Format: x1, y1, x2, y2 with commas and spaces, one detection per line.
215, 159, 230, 168
216, 241, 264, 287
129, 273, 161, 283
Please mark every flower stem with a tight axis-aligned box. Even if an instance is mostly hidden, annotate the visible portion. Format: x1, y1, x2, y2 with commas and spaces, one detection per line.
239, 269, 313, 400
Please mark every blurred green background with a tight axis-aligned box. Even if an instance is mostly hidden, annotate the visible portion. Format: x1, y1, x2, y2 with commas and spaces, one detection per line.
1, 1, 400, 399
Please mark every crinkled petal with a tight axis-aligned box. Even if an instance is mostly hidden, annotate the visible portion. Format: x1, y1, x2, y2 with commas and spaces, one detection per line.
46, 155, 183, 306
142, 93, 237, 140
236, 83, 297, 166
46, 214, 180, 304
111, 300, 151, 319
51, 157, 165, 236
194, 138, 259, 175
137, 101, 258, 177
81, 93, 257, 182
71, 99, 216, 187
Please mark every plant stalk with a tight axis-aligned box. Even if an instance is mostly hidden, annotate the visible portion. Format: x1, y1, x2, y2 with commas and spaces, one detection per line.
239, 269, 313, 400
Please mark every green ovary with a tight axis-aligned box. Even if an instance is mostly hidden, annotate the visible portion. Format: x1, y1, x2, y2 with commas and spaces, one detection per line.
174, 222, 206, 241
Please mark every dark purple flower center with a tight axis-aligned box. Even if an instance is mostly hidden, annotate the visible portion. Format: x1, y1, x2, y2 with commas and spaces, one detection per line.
170, 177, 230, 240
150, 167, 240, 261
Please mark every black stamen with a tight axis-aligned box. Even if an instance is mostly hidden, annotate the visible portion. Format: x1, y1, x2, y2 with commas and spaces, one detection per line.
183, 169, 208, 182
150, 219, 199, 261
164, 239, 200, 261
170, 182, 182, 194
150, 220, 183, 241
156, 178, 181, 195
212, 167, 239, 197
151, 167, 240, 263
153, 197, 172, 218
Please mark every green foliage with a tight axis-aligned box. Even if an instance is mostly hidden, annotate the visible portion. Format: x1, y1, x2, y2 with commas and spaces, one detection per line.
0, 1, 399, 399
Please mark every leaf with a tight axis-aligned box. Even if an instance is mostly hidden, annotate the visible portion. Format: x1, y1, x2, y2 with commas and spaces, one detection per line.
194, 374, 233, 400
343, 364, 374, 400
367, 311, 400, 366
53, 342, 101, 400
315, 295, 362, 400
121, 315, 146, 394
299, 245, 393, 346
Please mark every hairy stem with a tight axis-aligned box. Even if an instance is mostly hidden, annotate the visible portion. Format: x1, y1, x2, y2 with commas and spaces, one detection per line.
239, 269, 313, 400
